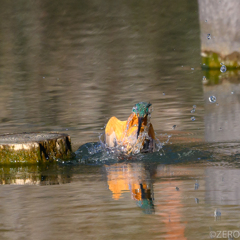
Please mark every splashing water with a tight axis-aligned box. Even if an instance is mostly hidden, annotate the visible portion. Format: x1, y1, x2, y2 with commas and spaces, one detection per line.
220, 65, 227, 73
202, 76, 208, 84
209, 96, 216, 103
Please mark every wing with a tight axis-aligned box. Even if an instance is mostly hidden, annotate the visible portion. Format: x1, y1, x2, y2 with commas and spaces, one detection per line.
105, 117, 127, 147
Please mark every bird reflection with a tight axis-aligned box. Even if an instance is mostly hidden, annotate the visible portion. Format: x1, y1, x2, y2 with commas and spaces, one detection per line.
105, 162, 156, 214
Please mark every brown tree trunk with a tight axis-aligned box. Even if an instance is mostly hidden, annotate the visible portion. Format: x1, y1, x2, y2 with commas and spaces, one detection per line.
0, 133, 74, 164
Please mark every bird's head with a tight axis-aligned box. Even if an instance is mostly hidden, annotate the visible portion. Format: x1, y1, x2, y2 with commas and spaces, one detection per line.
132, 102, 152, 139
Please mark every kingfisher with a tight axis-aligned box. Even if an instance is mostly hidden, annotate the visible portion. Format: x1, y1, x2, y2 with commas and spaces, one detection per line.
105, 102, 156, 154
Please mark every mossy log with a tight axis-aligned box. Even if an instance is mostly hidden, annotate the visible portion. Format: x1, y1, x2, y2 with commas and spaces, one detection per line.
0, 133, 74, 164
198, 0, 240, 68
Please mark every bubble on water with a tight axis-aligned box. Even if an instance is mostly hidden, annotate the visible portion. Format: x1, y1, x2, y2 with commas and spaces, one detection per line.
191, 116, 195, 121
207, 34, 211, 39
191, 108, 195, 113
220, 65, 227, 73
191, 68, 194, 70
193, 105, 196, 109
172, 125, 177, 130
231, 91, 234, 94
209, 96, 216, 103
163, 92, 165, 95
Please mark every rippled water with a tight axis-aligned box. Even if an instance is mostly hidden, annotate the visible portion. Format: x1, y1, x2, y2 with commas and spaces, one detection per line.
1, 0, 240, 239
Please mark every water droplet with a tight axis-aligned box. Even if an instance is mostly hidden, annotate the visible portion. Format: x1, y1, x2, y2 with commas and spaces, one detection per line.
163, 92, 165, 95
214, 209, 221, 217
202, 76, 208, 84
191, 117, 195, 121
176, 187, 179, 191
209, 96, 216, 103
191, 108, 195, 113
231, 91, 234, 94
193, 105, 196, 109
172, 125, 177, 130
207, 34, 211, 39
191, 68, 194, 70
195, 182, 199, 190
220, 65, 227, 72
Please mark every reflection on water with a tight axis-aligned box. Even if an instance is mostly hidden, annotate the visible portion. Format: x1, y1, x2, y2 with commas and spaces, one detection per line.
0, 143, 240, 239
203, 74, 240, 142
105, 163, 155, 214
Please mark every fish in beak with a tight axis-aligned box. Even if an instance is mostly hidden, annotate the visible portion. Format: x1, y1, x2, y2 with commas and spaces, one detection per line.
137, 117, 143, 139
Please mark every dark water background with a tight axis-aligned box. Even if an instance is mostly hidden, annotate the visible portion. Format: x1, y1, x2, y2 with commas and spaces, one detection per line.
1, 0, 240, 239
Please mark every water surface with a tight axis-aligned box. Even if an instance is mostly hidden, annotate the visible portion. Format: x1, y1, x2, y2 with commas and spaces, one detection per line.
1, 0, 240, 239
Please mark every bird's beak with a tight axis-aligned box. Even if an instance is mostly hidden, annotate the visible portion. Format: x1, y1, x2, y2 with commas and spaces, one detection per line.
137, 117, 143, 139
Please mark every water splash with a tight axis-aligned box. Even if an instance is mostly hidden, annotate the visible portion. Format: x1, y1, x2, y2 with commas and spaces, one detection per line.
209, 96, 216, 103
220, 65, 227, 73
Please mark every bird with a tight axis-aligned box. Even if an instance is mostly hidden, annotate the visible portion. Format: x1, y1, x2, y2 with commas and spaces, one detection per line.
105, 102, 156, 154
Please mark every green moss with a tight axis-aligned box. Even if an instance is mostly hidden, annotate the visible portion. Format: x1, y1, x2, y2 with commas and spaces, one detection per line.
202, 52, 240, 69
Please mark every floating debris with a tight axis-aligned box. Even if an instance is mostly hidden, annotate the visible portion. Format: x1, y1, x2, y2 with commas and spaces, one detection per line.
207, 34, 211, 39
191, 117, 195, 121
209, 96, 216, 103
220, 65, 227, 73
